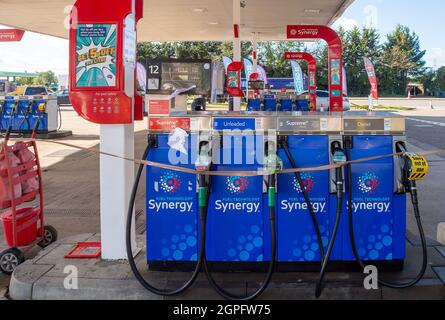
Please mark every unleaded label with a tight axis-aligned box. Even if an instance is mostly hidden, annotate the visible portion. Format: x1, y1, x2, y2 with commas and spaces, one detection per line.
213, 118, 256, 131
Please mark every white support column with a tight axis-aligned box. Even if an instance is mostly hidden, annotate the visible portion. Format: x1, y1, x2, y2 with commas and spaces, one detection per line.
100, 124, 136, 260
100, 0, 137, 260
252, 32, 258, 74
233, 0, 242, 111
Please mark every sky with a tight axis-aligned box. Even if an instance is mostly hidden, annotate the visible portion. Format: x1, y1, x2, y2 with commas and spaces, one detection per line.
0, 0, 444, 76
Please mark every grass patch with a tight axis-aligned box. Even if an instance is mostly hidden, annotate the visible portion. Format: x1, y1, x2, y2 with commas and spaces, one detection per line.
206, 103, 247, 110
351, 103, 416, 111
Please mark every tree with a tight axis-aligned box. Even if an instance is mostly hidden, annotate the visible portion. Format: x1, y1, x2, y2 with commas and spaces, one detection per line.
135, 24, 432, 97
311, 41, 329, 90
137, 42, 175, 63
33, 71, 58, 86
434, 67, 445, 93
257, 41, 304, 78
16, 77, 35, 86
173, 41, 222, 60
379, 25, 426, 95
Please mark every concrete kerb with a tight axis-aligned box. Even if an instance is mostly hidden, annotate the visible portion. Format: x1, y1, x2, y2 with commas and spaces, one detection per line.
8, 232, 445, 300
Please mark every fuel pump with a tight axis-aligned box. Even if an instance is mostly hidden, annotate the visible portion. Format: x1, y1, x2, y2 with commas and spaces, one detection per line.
0, 99, 5, 132
126, 134, 206, 296
279, 137, 326, 263
315, 141, 346, 298
14, 98, 32, 132
246, 77, 265, 111
4, 101, 18, 139
30, 102, 47, 133
202, 138, 279, 301
344, 136, 428, 288
32, 102, 47, 133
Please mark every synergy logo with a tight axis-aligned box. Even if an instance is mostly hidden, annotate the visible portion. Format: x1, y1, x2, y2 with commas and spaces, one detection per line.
292, 173, 316, 193
226, 176, 249, 194
358, 172, 380, 194
160, 172, 182, 193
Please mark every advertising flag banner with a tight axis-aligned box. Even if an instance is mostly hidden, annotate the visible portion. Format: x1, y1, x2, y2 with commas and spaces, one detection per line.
243, 58, 254, 80
342, 65, 348, 96
222, 56, 232, 73
291, 60, 305, 94
364, 57, 379, 100
257, 65, 268, 84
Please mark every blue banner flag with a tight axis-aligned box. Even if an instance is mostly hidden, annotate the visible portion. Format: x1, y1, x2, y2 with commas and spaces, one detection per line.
290, 60, 304, 94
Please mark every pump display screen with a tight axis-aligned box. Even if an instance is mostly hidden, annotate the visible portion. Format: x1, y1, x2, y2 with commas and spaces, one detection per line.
146, 59, 212, 96
75, 24, 117, 88
248, 80, 265, 90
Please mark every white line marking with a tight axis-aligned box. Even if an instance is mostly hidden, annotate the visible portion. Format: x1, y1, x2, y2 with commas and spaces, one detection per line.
407, 118, 445, 127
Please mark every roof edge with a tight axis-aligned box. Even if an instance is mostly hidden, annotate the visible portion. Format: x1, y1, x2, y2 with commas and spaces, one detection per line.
327, 0, 355, 26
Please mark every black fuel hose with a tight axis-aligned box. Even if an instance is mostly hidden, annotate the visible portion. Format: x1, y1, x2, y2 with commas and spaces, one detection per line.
315, 165, 344, 298
126, 139, 204, 296
202, 174, 277, 301
282, 139, 325, 261
345, 145, 428, 288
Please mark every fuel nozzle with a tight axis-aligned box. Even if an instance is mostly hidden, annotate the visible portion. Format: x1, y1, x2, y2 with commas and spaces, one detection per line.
27, 100, 34, 113
401, 152, 429, 184
195, 139, 212, 172
263, 140, 283, 175
331, 141, 346, 197
38, 102, 46, 113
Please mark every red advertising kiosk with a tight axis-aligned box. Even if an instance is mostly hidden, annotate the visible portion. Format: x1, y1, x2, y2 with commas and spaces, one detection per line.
68, 0, 143, 260
287, 25, 343, 112
284, 52, 317, 110
69, 0, 143, 124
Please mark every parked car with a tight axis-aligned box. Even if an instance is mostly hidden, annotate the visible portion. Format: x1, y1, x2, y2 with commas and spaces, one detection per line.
9, 85, 51, 96
302, 90, 350, 111
56, 89, 71, 105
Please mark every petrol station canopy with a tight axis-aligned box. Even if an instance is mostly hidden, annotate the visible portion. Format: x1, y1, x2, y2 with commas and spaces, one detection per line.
0, 0, 354, 41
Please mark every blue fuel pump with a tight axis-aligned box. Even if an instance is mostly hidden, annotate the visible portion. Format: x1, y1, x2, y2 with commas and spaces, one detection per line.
202, 139, 278, 301
278, 137, 326, 264
263, 95, 277, 112
1, 98, 16, 133
344, 136, 428, 289
247, 98, 262, 111
29, 100, 48, 133
0, 99, 6, 132
13, 99, 33, 132
279, 98, 293, 112
126, 135, 205, 296
315, 142, 346, 298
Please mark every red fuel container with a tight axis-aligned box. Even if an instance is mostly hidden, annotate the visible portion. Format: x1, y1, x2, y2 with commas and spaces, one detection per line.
1, 207, 39, 247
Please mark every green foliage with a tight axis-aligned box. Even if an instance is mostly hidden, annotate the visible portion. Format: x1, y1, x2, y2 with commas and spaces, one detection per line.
378, 25, 426, 95
257, 41, 305, 78
136, 24, 439, 96
16, 77, 34, 86
33, 71, 58, 86
434, 67, 445, 92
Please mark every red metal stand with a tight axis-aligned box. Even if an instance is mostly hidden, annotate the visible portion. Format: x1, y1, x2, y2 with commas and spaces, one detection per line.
0, 139, 57, 274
